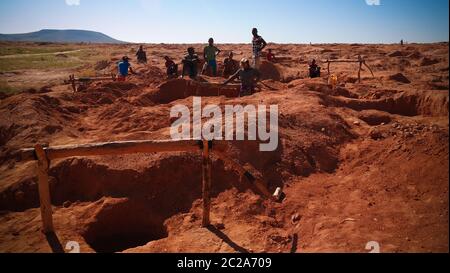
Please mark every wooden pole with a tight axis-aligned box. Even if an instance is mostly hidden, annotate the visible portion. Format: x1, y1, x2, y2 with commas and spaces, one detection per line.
363, 61, 376, 79
202, 140, 212, 227
358, 55, 363, 83
35, 144, 54, 234
19, 140, 202, 162
322, 58, 376, 84
212, 149, 272, 199
358, 61, 362, 83
327, 59, 331, 78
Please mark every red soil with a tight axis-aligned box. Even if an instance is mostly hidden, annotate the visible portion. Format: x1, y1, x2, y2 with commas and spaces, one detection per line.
0, 43, 448, 253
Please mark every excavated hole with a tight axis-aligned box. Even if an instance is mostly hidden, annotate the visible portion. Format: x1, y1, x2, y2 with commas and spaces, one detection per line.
1, 145, 284, 252
81, 198, 169, 253
321, 90, 449, 117
46, 153, 281, 252
46, 155, 240, 252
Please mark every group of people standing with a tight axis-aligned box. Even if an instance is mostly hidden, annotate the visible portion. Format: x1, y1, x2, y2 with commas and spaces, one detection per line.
117, 28, 274, 97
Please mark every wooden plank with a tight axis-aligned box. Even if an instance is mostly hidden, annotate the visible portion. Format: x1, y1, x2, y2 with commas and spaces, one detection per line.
35, 144, 54, 234
212, 149, 272, 199
19, 140, 202, 162
323, 59, 362, 63
75, 76, 114, 81
363, 61, 376, 79
202, 140, 212, 227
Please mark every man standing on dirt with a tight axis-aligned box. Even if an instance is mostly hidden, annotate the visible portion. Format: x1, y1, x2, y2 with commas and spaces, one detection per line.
136, 45, 147, 64
202, 38, 221, 76
117, 56, 134, 82
251, 28, 267, 69
222, 58, 261, 97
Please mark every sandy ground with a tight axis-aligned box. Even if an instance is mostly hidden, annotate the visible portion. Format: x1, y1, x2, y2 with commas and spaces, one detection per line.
0, 43, 448, 253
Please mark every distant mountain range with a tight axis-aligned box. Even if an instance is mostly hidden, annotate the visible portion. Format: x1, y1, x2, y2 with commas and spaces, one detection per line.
0, 29, 125, 44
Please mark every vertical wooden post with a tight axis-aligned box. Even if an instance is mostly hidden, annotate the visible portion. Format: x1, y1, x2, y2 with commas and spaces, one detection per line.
358, 55, 362, 83
358, 61, 362, 83
202, 140, 212, 227
70, 75, 77, 93
35, 144, 54, 234
327, 60, 330, 78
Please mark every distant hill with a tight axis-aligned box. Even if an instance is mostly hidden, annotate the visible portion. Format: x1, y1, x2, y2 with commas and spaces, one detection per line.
0, 29, 125, 44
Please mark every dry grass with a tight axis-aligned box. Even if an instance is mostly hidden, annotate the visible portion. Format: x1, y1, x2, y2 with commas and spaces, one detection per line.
0, 42, 75, 56
0, 42, 132, 94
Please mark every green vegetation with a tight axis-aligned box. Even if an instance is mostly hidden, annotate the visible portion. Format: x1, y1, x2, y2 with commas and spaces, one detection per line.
0, 43, 121, 94
0, 46, 113, 72
0, 53, 83, 72
0, 45, 75, 56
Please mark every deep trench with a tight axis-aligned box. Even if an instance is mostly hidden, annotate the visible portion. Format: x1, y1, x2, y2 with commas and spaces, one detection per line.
2, 154, 253, 253
81, 198, 170, 253
320, 90, 449, 117
48, 155, 241, 253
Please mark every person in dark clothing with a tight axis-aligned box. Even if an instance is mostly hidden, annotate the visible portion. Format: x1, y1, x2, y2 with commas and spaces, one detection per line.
136, 45, 147, 64
164, 56, 178, 78
309, 59, 321, 78
223, 58, 261, 97
182, 47, 200, 79
222, 52, 239, 78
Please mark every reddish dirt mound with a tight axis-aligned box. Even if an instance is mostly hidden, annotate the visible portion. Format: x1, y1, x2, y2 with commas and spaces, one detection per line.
387, 50, 406, 57
137, 66, 166, 86
420, 57, 440, 66
149, 79, 240, 104
78, 82, 135, 106
389, 73, 411, 84
94, 60, 110, 71
259, 61, 282, 81
407, 51, 423, 59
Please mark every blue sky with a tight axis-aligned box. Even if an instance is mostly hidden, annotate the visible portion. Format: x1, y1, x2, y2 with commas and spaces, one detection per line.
0, 0, 448, 43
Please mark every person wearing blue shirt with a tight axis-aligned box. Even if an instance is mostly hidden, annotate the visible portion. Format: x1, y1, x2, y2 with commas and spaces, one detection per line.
117, 56, 134, 81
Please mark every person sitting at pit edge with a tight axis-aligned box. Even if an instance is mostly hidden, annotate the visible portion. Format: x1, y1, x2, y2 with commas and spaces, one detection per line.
267, 49, 276, 62
309, 59, 321, 78
223, 52, 239, 78
164, 56, 178, 78
223, 58, 261, 97
182, 47, 200, 79
117, 56, 135, 82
